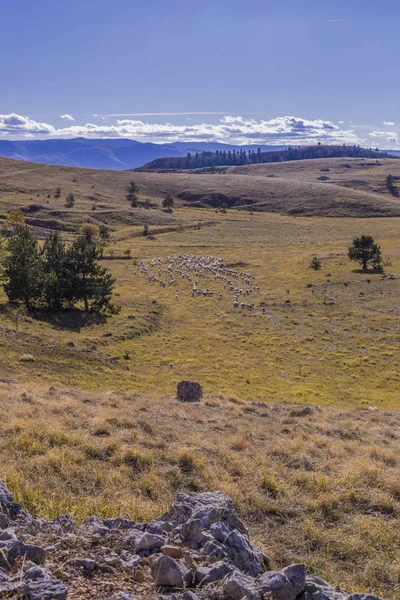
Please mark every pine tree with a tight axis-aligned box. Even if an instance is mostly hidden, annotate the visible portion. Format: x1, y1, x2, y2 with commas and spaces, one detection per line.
41, 232, 68, 310
348, 235, 383, 271
2, 225, 43, 309
66, 236, 117, 313
162, 194, 175, 212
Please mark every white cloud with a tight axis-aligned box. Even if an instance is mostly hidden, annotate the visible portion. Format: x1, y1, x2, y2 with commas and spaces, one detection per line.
60, 113, 75, 121
0, 113, 55, 136
370, 130, 399, 143
383, 121, 395, 126
49, 115, 364, 146
3, 111, 400, 147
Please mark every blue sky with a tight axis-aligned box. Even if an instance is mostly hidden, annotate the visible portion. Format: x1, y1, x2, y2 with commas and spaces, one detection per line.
0, 0, 399, 147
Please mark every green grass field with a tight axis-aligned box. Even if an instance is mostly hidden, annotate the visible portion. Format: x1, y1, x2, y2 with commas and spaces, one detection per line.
2, 208, 400, 409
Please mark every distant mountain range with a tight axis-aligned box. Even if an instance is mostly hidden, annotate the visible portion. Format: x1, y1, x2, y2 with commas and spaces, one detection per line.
0, 138, 287, 171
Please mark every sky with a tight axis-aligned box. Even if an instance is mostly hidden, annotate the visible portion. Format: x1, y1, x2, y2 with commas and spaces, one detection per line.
0, 0, 399, 147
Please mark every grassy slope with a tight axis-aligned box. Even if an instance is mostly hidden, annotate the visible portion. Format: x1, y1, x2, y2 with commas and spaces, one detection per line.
2, 155, 400, 220
2, 383, 400, 599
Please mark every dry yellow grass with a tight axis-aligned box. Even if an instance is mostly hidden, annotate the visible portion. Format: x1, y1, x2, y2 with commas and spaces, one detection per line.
1, 155, 400, 222
1, 383, 400, 598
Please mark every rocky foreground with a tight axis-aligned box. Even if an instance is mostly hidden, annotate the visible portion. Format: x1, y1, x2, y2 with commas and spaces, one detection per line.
0, 481, 381, 600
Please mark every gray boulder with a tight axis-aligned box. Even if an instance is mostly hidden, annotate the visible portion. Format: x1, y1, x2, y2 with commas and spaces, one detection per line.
195, 559, 234, 585
149, 554, 192, 588
134, 531, 166, 553
280, 563, 306, 596
181, 518, 203, 547
24, 565, 52, 581
0, 538, 45, 567
210, 520, 230, 542
177, 381, 203, 402
304, 576, 348, 599
161, 492, 247, 532
23, 578, 68, 600
202, 538, 228, 560
258, 571, 297, 600
223, 570, 261, 600
119, 552, 142, 571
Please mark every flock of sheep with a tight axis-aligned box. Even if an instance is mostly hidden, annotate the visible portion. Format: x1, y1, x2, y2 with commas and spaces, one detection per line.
137, 255, 265, 311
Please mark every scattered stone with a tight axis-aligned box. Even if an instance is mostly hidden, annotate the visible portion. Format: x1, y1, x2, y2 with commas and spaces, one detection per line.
223, 570, 261, 600
258, 570, 297, 600
23, 578, 68, 600
24, 565, 52, 581
149, 554, 192, 588
0, 539, 46, 567
177, 381, 203, 402
68, 557, 97, 573
0, 480, 383, 600
281, 563, 306, 596
195, 559, 234, 585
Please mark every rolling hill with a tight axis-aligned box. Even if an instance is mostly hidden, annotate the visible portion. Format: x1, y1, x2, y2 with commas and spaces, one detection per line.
1, 155, 400, 235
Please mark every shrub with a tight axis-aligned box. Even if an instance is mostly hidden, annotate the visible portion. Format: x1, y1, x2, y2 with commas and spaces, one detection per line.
310, 256, 322, 271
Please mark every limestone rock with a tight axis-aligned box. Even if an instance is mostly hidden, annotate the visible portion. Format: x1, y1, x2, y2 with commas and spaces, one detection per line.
258, 571, 297, 600
223, 570, 261, 600
23, 578, 68, 600
280, 563, 306, 597
149, 554, 192, 588
195, 559, 234, 585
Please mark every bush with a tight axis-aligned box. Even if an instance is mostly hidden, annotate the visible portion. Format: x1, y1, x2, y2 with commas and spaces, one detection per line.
310, 256, 322, 271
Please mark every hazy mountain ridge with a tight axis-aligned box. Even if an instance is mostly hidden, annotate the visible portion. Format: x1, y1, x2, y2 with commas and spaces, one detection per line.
0, 138, 287, 170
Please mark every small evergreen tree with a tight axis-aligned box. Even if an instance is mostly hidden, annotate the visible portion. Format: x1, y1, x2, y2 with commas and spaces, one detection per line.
348, 235, 383, 271
162, 194, 175, 212
310, 256, 322, 270
81, 222, 99, 244
41, 232, 69, 310
66, 236, 117, 313
2, 225, 43, 309
127, 181, 138, 206
65, 193, 75, 208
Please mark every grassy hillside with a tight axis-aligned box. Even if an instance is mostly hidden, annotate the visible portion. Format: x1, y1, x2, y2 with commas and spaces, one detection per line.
1, 155, 400, 221
2, 382, 400, 599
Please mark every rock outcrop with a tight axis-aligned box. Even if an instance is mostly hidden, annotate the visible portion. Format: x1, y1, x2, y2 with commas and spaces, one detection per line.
177, 381, 203, 402
0, 482, 382, 600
